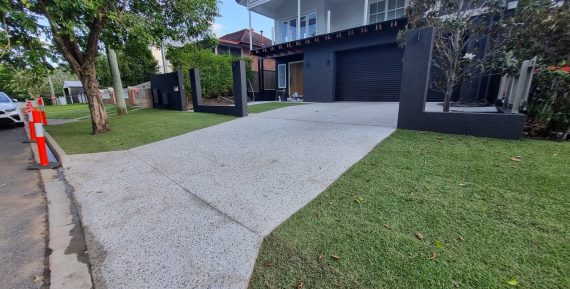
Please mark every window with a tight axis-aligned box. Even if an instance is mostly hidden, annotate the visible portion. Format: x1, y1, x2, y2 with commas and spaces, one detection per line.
278, 64, 287, 88
301, 11, 317, 39
217, 45, 242, 57
0, 92, 10, 103
369, 0, 406, 24
279, 11, 317, 43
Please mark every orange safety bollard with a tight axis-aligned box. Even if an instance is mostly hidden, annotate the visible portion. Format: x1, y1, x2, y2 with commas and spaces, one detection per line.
27, 108, 37, 142
28, 109, 60, 170
37, 97, 48, 125
34, 109, 49, 166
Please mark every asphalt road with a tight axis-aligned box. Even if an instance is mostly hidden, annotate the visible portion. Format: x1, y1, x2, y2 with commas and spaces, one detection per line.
0, 125, 48, 288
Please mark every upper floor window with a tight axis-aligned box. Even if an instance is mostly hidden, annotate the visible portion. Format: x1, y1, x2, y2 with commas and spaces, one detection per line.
280, 11, 317, 43
369, 0, 406, 24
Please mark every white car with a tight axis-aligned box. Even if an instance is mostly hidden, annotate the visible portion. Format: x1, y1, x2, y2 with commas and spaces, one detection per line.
0, 92, 24, 127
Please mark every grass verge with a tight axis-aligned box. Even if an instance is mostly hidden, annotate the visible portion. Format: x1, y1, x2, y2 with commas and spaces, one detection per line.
248, 102, 305, 114
249, 130, 569, 289
46, 109, 235, 154
45, 103, 132, 119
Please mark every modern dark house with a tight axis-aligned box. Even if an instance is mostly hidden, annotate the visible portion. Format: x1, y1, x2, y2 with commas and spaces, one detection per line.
237, 0, 520, 103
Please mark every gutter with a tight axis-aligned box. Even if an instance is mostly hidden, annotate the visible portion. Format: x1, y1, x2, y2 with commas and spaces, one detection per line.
24, 122, 94, 289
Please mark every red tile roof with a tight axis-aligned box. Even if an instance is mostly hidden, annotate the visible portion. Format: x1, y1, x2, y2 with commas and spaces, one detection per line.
219, 29, 272, 48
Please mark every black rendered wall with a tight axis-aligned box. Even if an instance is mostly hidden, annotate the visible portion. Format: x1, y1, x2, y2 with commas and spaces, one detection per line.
150, 71, 187, 111
190, 60, 248, 117
397, 28, 526, 140
303, 28, 401, 102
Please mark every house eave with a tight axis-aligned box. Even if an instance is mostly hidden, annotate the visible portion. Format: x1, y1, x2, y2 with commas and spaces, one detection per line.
252, 18, 407, 58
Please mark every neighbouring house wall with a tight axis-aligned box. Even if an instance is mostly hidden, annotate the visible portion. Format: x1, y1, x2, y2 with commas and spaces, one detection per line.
273, 0, 326, 44
150, 46, 172, 73
241, 47, 276, 72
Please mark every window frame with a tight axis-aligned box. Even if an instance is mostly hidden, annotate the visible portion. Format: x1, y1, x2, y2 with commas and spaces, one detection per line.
278, 64, 287, 89
369, 0, 407, 24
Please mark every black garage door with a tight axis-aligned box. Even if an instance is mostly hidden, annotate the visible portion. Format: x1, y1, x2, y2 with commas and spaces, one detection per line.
335, 44, 404, 101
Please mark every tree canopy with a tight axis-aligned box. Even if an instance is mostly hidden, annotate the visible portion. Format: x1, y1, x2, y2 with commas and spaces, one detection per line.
1, 0, 218, 133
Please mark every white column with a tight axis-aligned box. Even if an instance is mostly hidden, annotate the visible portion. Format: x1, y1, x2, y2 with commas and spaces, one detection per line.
363, 0, 369, 26
297, 0, 301, 40
271, 26, 275, 45
327, 10, 331, 33
249, 10, 253, 51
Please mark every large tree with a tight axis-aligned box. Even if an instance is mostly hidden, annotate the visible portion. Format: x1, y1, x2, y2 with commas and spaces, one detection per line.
399, 0, 509, 112
1, 0, 218, 133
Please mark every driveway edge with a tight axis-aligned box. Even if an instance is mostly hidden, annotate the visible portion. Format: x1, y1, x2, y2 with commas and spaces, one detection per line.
25, 124, 93, 289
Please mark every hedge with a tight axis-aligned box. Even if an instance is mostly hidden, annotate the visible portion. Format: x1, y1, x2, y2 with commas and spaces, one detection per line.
527, 66, 570, 138
167, 45, 252, 100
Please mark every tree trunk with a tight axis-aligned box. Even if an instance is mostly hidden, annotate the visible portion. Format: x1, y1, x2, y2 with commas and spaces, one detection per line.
443, 83, 454, 112
79, 63, 110, 134
106, 48, 127, 115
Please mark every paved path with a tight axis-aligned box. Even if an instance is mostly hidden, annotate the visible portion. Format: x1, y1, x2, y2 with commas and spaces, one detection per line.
0, 126, 48, 289
63, 102, 399, 289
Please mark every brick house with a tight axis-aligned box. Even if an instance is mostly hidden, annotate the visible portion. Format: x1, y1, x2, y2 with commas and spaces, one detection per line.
215, 29, 276, 72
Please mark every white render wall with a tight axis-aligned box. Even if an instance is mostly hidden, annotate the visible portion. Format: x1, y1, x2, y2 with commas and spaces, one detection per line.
329, 0, 366, 32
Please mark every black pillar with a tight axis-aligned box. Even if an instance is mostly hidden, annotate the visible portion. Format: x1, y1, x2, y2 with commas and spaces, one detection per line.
233, 60, 248, 117
190, 68, 202, 107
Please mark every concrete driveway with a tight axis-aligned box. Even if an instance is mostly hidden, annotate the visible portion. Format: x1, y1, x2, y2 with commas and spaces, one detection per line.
63, 102, 399, 289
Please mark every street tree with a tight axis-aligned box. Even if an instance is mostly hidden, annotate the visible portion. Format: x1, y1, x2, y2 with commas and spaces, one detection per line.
1, 0, 218, 133
399, 0, 509, 112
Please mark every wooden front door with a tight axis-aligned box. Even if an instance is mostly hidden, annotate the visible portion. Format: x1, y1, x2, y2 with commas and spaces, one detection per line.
289, 62, 304, 97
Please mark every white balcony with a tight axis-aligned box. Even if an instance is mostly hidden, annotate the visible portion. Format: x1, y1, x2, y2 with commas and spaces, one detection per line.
238, 0, 410, 44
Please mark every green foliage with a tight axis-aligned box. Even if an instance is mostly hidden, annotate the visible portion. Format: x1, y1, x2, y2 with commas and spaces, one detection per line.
527, 67, 570, 137
0, 64, 77, 99
2, 0, 219, 68
96, 41, 158, 88
0, 64, 26, 99
4, 66, 47, 97
507, 0, 570, 67
167, 45, 252, 99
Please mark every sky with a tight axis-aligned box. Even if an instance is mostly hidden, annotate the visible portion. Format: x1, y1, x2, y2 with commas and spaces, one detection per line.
213, 0, 274, 40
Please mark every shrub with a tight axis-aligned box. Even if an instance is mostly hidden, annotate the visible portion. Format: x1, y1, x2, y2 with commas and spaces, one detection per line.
527, 66, 570, 139
167, 45, 252, 100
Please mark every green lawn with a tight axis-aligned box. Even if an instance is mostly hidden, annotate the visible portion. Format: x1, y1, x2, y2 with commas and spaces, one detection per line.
46, 102, 302, 119
46, 109, 235, 154
248, 102, 305, 113
249, 130, 569, 289
45, 103, 132, 119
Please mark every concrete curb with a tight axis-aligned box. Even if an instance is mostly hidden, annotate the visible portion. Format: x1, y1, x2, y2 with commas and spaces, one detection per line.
25, 123, 93, 289
45, 131, 67, 164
